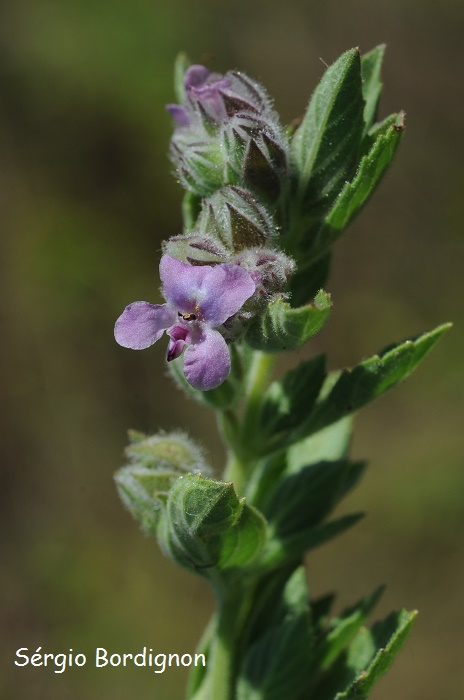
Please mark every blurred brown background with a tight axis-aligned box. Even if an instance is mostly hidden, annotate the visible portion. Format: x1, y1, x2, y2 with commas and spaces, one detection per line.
1, 1, 463, 698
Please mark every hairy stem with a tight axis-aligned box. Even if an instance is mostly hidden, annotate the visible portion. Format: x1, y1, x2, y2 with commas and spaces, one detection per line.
196, 587, 253, 700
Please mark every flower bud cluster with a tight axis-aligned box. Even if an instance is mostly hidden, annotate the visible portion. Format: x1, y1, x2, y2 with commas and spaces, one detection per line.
163, 184, 295, 324
114, 430, 211, 534
167, 65, 289, 201
115, 61, 298, 393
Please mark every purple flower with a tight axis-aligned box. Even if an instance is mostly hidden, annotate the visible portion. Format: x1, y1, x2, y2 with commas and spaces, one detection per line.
167, 65, 232, 126
115, 255, 255, 391
166, 64, 273, 129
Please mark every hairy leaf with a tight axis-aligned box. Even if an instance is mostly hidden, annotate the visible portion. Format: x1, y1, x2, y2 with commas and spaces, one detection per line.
291, 48, 365, 214
255, 355, 326, 452
316, 587, 384, 672
316, 112, 405, 249
263, 459, 365, 537
237, 568, 312, 700
329, 609, 418, 699
361, 45, 386, 133
245, 291, 332, 353
261, 513, 363, 568
296, 324, 451, 443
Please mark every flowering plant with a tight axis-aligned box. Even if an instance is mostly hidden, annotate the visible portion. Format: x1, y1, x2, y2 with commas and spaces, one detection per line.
114, 48, 449, 699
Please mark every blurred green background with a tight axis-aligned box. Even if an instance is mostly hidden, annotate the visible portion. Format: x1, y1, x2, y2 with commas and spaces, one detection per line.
1, 1, 463, 698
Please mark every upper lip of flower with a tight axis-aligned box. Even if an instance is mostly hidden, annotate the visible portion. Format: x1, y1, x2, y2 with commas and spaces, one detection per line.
114, 255, 256, 391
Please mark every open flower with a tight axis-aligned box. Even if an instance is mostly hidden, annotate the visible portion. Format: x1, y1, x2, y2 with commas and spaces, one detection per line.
115, 255, 255, 391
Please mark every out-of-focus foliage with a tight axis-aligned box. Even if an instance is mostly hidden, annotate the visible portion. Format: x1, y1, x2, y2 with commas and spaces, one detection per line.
1, 1, 463, 699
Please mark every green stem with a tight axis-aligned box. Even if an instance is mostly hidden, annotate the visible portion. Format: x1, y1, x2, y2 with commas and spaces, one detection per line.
221, 352, 276, 492
223, 452, 249, 494
201, 587, 254, 700
241, 351, 276, 445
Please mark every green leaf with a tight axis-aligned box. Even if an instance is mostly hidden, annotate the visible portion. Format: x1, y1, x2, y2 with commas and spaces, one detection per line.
263, 460, 365, 538
361, 45, 386, 133
254, 355, 326, 453
186, 614, 216, 699
237, 568, 312, 700
287, 416, 353, 471
362, 112, 401, 151
173, 51, 190, 103
245, 291, 332, 353
296, 324, 451, 443
316, 587, 384, 672
244, 452, 288, 510
182, 190, 203, 231
288, 252, 332, 307
218, 503, 267, 570
334, 609, 417, 699
114, 466, 166, 536
291, 48, 365, 214
261, 513, 363, 568
314, 112, 405, 252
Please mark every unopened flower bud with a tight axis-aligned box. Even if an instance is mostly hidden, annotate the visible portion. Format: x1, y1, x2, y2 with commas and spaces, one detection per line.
162, 231, 230, 266
125, 430, 207, 473
170, 128, 225, 196
115, 431, 211, 535
222, 114, 288, 202
197, 186, 277, 252
167, 64, 288, 198
234, 247, 296, 304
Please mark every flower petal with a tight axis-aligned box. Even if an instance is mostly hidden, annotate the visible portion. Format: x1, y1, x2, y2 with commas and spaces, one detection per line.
184, 65, 211, 89
197, 263, 256, 325
183, 327, 230, 391
165, 104, 190, 127
160, 255, 255, 325
114, 302, 176, 350
166, 324, 190, 362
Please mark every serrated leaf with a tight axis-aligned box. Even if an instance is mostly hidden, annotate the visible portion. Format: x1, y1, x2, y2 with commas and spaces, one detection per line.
237, 563, 302, 655
314, 112, 405, 252
244, 566, 311, 647
254, 355, 326, 453
334, 609, 417, 699
237, 568, 312, 700
361, 45, 386, 133
317, 587, 384, 672
291, 48, 365, 214
261, 513, 363, 568
296, 324, 451, 443
245, 291, 332, 353
363, 112, 400, 149
263, 460, 365, 538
